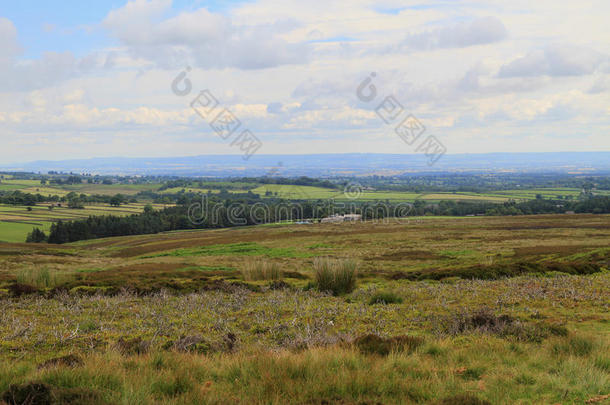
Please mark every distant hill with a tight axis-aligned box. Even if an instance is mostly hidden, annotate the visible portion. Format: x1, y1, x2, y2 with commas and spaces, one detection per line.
2, 152, 610, 176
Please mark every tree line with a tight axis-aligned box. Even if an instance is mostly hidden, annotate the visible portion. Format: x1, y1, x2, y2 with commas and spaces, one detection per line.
26, 196, 610, 244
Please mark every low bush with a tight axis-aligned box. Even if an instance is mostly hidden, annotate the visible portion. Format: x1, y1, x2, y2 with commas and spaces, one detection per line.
313, 257, 357, 295
389, 261, 603, 281
2, 382, 107, 405
435, 307, 568, 343
163, 335, 210, 354
38, 354, 83, 369
435, 394, 491, 405
7, 283, 39, 297
114, 337, 150, 355
368, 290, 403, 305
353, 334, 423, 355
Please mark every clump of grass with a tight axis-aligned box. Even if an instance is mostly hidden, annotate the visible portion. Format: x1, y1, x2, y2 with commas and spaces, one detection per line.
435, 394, 491, 405
459, 366, 486, 381
15, 268, 70, 289
594, 356, 610, 372
424, 344, 445, 357
369, 290, 403, 305
150, 374, 192, 398
353, 334, 423, 356
1, 382, 107, 405
514, 373, 536, 385
241, 260, 282, 281
552, 335, 595, 357
313, 257, 357, 295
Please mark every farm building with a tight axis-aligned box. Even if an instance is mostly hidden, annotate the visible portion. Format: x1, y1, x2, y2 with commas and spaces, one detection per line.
320, 214, 362, 223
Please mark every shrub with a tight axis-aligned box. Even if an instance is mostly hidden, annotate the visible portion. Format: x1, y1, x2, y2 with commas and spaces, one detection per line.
7, 283, 39, 297
1, 382, 106, 405
435, 307, 566, 343
435, 394, 491, 405
114, 337, 150, 355
2, 382, 51, 405
439, 307, 515, 336
353, 334, 423, 356
241, 260, 281, 281
313, 257, 357, 295
369, 290, 403, 305
26, 228, 47, 243
38, 354, 83, 369
394, 261, 603, 281
164, 335, 210, 354
268, 280, 291, 290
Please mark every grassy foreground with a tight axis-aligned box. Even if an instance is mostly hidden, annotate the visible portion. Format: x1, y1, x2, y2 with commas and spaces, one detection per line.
0, 273, 608, 404
0, 215, 608, 404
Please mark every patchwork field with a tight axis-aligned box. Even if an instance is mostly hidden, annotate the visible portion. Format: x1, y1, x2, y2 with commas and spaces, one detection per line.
7, 177, 607, 203
0, 179, 163, 196
0, 203, 171, 243
0, 215, 608, 404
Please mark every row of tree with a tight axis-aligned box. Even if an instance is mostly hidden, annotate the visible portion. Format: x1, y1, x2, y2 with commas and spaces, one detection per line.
0, 191, 133, 207
27, 196, 610, 244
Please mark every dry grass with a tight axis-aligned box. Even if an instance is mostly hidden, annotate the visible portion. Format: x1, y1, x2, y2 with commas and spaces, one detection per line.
0, 331, 608, 404
241, 260, 282, 281
313, 257, 357, 295
0, 215, 608, 403
15, 267, 72, 289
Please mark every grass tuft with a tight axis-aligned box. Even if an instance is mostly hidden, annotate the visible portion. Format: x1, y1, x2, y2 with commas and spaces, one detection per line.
313, 257, 357, 296
368, 290, 403, 305
15, 268, 71, 289
552, 335, 595, 357
241, 260, 282, 281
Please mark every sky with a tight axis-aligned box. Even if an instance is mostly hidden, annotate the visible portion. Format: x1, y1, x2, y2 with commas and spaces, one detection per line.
0, 0, 609, 164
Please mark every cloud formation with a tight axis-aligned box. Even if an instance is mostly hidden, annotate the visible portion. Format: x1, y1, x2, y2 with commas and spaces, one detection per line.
103, 0, 309, 69
499, 45, 606, 77
402, 17, 508, 50
1, 0, 610, 162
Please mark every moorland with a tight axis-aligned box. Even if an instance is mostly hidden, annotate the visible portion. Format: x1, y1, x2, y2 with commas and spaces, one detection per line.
0, 213, 608, 404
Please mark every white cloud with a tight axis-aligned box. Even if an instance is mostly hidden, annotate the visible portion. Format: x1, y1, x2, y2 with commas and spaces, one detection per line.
2, 0, 610, 161
402, 17, 508, 50
0, 17, 20, 63
102, 0, 310, 69
499, 45, 606, 77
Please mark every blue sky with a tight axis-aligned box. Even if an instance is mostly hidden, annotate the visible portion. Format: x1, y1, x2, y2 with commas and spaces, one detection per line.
2, 0, 248, 58
0, 0, 609, 163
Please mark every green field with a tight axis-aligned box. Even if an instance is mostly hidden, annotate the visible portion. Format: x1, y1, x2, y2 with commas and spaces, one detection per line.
0, 221, 52, 243
1, 178, 607, 245
4, 178, 603, 203
250, 184, 515, 202
0, 203, 171, 243
0, 179, 164, 196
